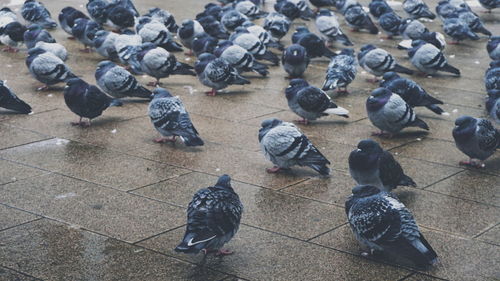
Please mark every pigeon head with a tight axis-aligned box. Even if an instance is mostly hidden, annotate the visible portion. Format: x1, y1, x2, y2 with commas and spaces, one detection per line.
358, 44, 376, 60
453, 116, 476, 140
214, 174, 232, 190
94, 30, 108, 40
65, 78, 87, 88
242, 21, 254, 28
261, 118, 283, 129
294, 26, 309, 34
454, 115, 476, 128
27, 24, 42, 32
284, 44, 307, 63
85, 21, 102, 40
357, 139, 383, 154
194, 53, 217, 74
213, 40, 233, 57
351, 185, 381, 198
411, 39, 426, 48
180, 19, 194, 30
339, 48, 355, 57
152, 88, 173, 99
367, 88, 391, 111
0, 7, 13, 12
286, 78, 309, 95
95, 61, 117, 79
137, 16, 153, 26
349, 139, 383, 170
380, 71, 400, 84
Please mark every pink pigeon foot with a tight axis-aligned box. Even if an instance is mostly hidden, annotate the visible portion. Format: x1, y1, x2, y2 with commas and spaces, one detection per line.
153, 136, 176, 143
459, 160, 485, 168
371, 131, 393, 138
205, 89, 217, 96
266, 166, 282, 173
215, 249, 234, 256
2, 46, 19, 53
295, 118, 309, 125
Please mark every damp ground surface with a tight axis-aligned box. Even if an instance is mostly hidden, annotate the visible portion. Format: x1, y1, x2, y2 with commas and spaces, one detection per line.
0, 0, 499, 280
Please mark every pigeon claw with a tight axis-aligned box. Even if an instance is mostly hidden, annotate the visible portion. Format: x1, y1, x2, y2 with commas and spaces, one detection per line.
215, 249, 233, 256
2, 46, 19, 53
67, 36, 76, 40
266, 166, 282, 173
205, 89, 217, 96
371, 131, 393, 138
448, 41, 460, 45
153, 136, 177, 143
148, 81, 161, 87
365, 77, 379, 83
337, 87, 349, 94
295, 118, 310, 125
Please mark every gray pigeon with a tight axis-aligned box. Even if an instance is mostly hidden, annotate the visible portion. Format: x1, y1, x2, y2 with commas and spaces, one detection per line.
21, 0, 57, 29
63, 78, 122, 127
358, 44, 414, 80
407, 40, 460, 76
403, 0, 436, 19
113, 29, 143, 73
349, 139, 416, 192
478, 0, 500, 11
0, 80, 32, 114
177, 19, 205, 54
93, 30, 119, 60
221, 8, 248, 32
175, 174, 242, 257
322, 48, 357, 93
282, 44, 309, 78
34, 41, 67, 61
214, 40, 269, 77
346, 185, 438, 268
443, 16, 479, 44
138, 43, 196, 86
194, 53, 250, 96
26, 47, 76, 90
400, 19, 428, 40
136, 17, 183, 52
486, 90, 500, 124
235, 0, 267, 19
0, 21, 26, 52
263, 12, 290, 41
315, 9, 353, 46
366, 88, 429, 137
242, 22, 283, 50
487, 36, 500, 61
144, 7, 179, 33
0, 8, 18, 28
23, 24, 55, 49
285, 78, 349, 124
485, 60, 500, 91
71, 18, 102, 52
452, 116, 500, 168
343, 4, 379, 34
231, 30, 280, 65
148, 88, 203, 146
58, 7, 89, 38
259, 118, 331, 175
457, 8, 491, 37
95, 60, 152, 100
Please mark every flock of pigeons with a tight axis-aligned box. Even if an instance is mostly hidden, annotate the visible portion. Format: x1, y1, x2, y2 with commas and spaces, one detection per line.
0, 0, 499, 270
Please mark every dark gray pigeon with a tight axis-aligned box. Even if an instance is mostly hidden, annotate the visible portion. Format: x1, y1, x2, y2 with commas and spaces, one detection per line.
282, 44, 309, 78
86, 0, 109, 25
369, 0, 394, 19
192, 32, 218, 57
336, 0, 362, 14
408, 40, 460, 76
478, 0, 500, 11
435, 0, 458, 21
315, 9, 353, 46
144, 8, 179, 33
443, 15, 479, 44
137, 43, 196, 86
487, 36, 500, 61
194, 53, 250, 96
322, 48, 357, 93
378, 11, 404, 38
349, 139, 416, 192
196, 15, 228, 40
263, 12, 290, 41
93, 30, 119, 60
291, 26, 337, 59
63, 78, 122, 127
485, 60, 500, 91
274, 0, 315, 20
452, 116, 499, 168
175, 174, 242, 257
34, 41, 67, 61
23, 24, 55, 49
95, 60, 152, 100
457, 8, 491, 37
104, 2, 135, 31
358, 44, 414, 80
178, 19, 205, 55
214, 40, 269, 77
259, 118, 331, 175
71, 18, 102, 52
380, 72, 445, 115
26, 47, 76, 90
148, 88, 203, 146
286, 78, 349, 124
0, 80, 32, 114
367, 88, 429, 137
58, 7, 89, 38
0, 21, 26, 52
21, 0, 57, 29
403, 0, 436, 19
343, 4, 379, 34
346, 185, 438, 268
486, 90, 500, 124
136, 17, 183, 52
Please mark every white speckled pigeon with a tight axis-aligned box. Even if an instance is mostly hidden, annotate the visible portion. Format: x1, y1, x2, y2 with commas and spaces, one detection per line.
345, 185, 438, 268
95, 60, 152, 100
26, 47, 76, 91
349, 139, 416, 192
0, 80, 32, 114
486, 90, 500, 124
259, 118, 331, 175
322, 48, 357, 93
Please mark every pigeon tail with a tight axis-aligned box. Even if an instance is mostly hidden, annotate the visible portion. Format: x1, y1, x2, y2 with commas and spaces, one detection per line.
440, 63, 460, 76
335, 33, 354, 46
252, 61, 269, 77
182, 134, 204, 146
410, 117, 429, 130
266, 40, 285, 51
420, 10, 436, 20
393, 64, 414, 75
425, 104, 445, 115
410, 235, 439, 268
231, 75, 251, 85
476, 26, 491, 37
134, 86, 154, 100
324, 105, 349, 117
2, 99, 32, 114
399, 174, 417, 187
467, 30, 480, 40
160, 41, 184, 52
309, 163, 330, 176
259, 51, 280, 65
323, 47, 338, 58
173, 63, 197, 76
365, 18, 379, 34
322, 78, 338, 91
174, 233, 206, 254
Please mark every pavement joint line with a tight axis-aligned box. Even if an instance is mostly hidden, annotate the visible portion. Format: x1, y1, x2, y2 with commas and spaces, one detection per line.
0, 201, 44, 219
398, 272, 417, 281
125, 171, 197, 193
0, 217, 43, 234
239, 108, 286, 122
0, 136, 55, 152
132, 224, 187, 245
275, 177, 311, 191
0, 265, 45, 281
306, 222, 349, 242
472, 222, 500, 239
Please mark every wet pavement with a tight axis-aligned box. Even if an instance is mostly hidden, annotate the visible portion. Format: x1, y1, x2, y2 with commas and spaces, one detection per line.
0, 0, 499, 280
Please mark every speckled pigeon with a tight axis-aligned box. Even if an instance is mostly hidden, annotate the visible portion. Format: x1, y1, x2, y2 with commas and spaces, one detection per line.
486, 90, 500, 124
485, 60, 500, 91
322, 48, 357, 93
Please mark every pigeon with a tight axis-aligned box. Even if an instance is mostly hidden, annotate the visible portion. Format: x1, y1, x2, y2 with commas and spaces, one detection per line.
58, 7, 89, 38
315, 9, 353, 46
291, 26, 337, 59
63, 78, 122, 127
378, 12, 404, 38
443, 16, 479, 44
478, 0, 500, 11
407, 40, 460, 76
452, 116, 499, 168
289, 0, 316, 19
0, 80, 32, 114
349, 139, 416, 192
242, 22, 284, 50
178, 20, 205, 55
274, 0, 314, 20
487, 36, 500, 61
148, 88, 204, 146
105, 2, 136, 32
86, 0, 109, 25
136, 17, 183, 52
93, 30, 119, 60
285, 78, 350, 124
457, 8, 492, 37
21, 0, 57, 29
197, 3, 224, 21
26, 47, 77, 90
435, 0, 458, 21
343, 4, 379, 34
114, 29, 143, 73
137, 43, 196, 86
345, 185, 438, 268
309, 0, 336, 11
263, 12, 291, 41
144, 8, 179, 33
234, 0, 268, 19
367, 87, 429, 137
0, 22, 26, 52
415, 31, 447, 51
114, 0, 139, 17
400, 18, 428, 40
175, 174, 242, 257
282, 44, 309, 78
231, 30, 280, 65
369, 0, 394, 19
34, 41, 67, 61
95, 60, 152, 100
221, 8, 248, 32
485, 60, 500, 91
197, 15, 229, 40
486, 89, 500, 124
23, 24, 55, 49
380, 72, 445, 115
403, 0, 436, 19
195, 53, 250, 96
259, 118, 331, 175
358, 44, 414, 80
192, 32, 219, 58
0, 8, 17, 29
322, 48, 357, 93
215, 40, 269, 77
336, 0, 363, 14
71, 18, 102, 52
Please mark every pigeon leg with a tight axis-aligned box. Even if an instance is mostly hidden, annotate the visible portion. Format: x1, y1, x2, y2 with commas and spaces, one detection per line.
448, 41, 460, 45
67, 36, 75, 40
2, 46, 19, 53
80, 45, 92, 53
350, 28, 359, 32
184, 49, 194, 56
365, 76, 379, 83
36, 84, 50, 91
153, 136, 176, 143
215, 249, 233, 256
71, 117, 83, 126
361, 249, 375, 257
147, 79, 161, 87
326, 40, 333, 48
295, 118, 309, 125
459, 159, 485, 168
205, 89, 217, 96
381, 35, 393, 40
337, 87, 349, 94
266, 166, 282, 173
81, 119, 91, 128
